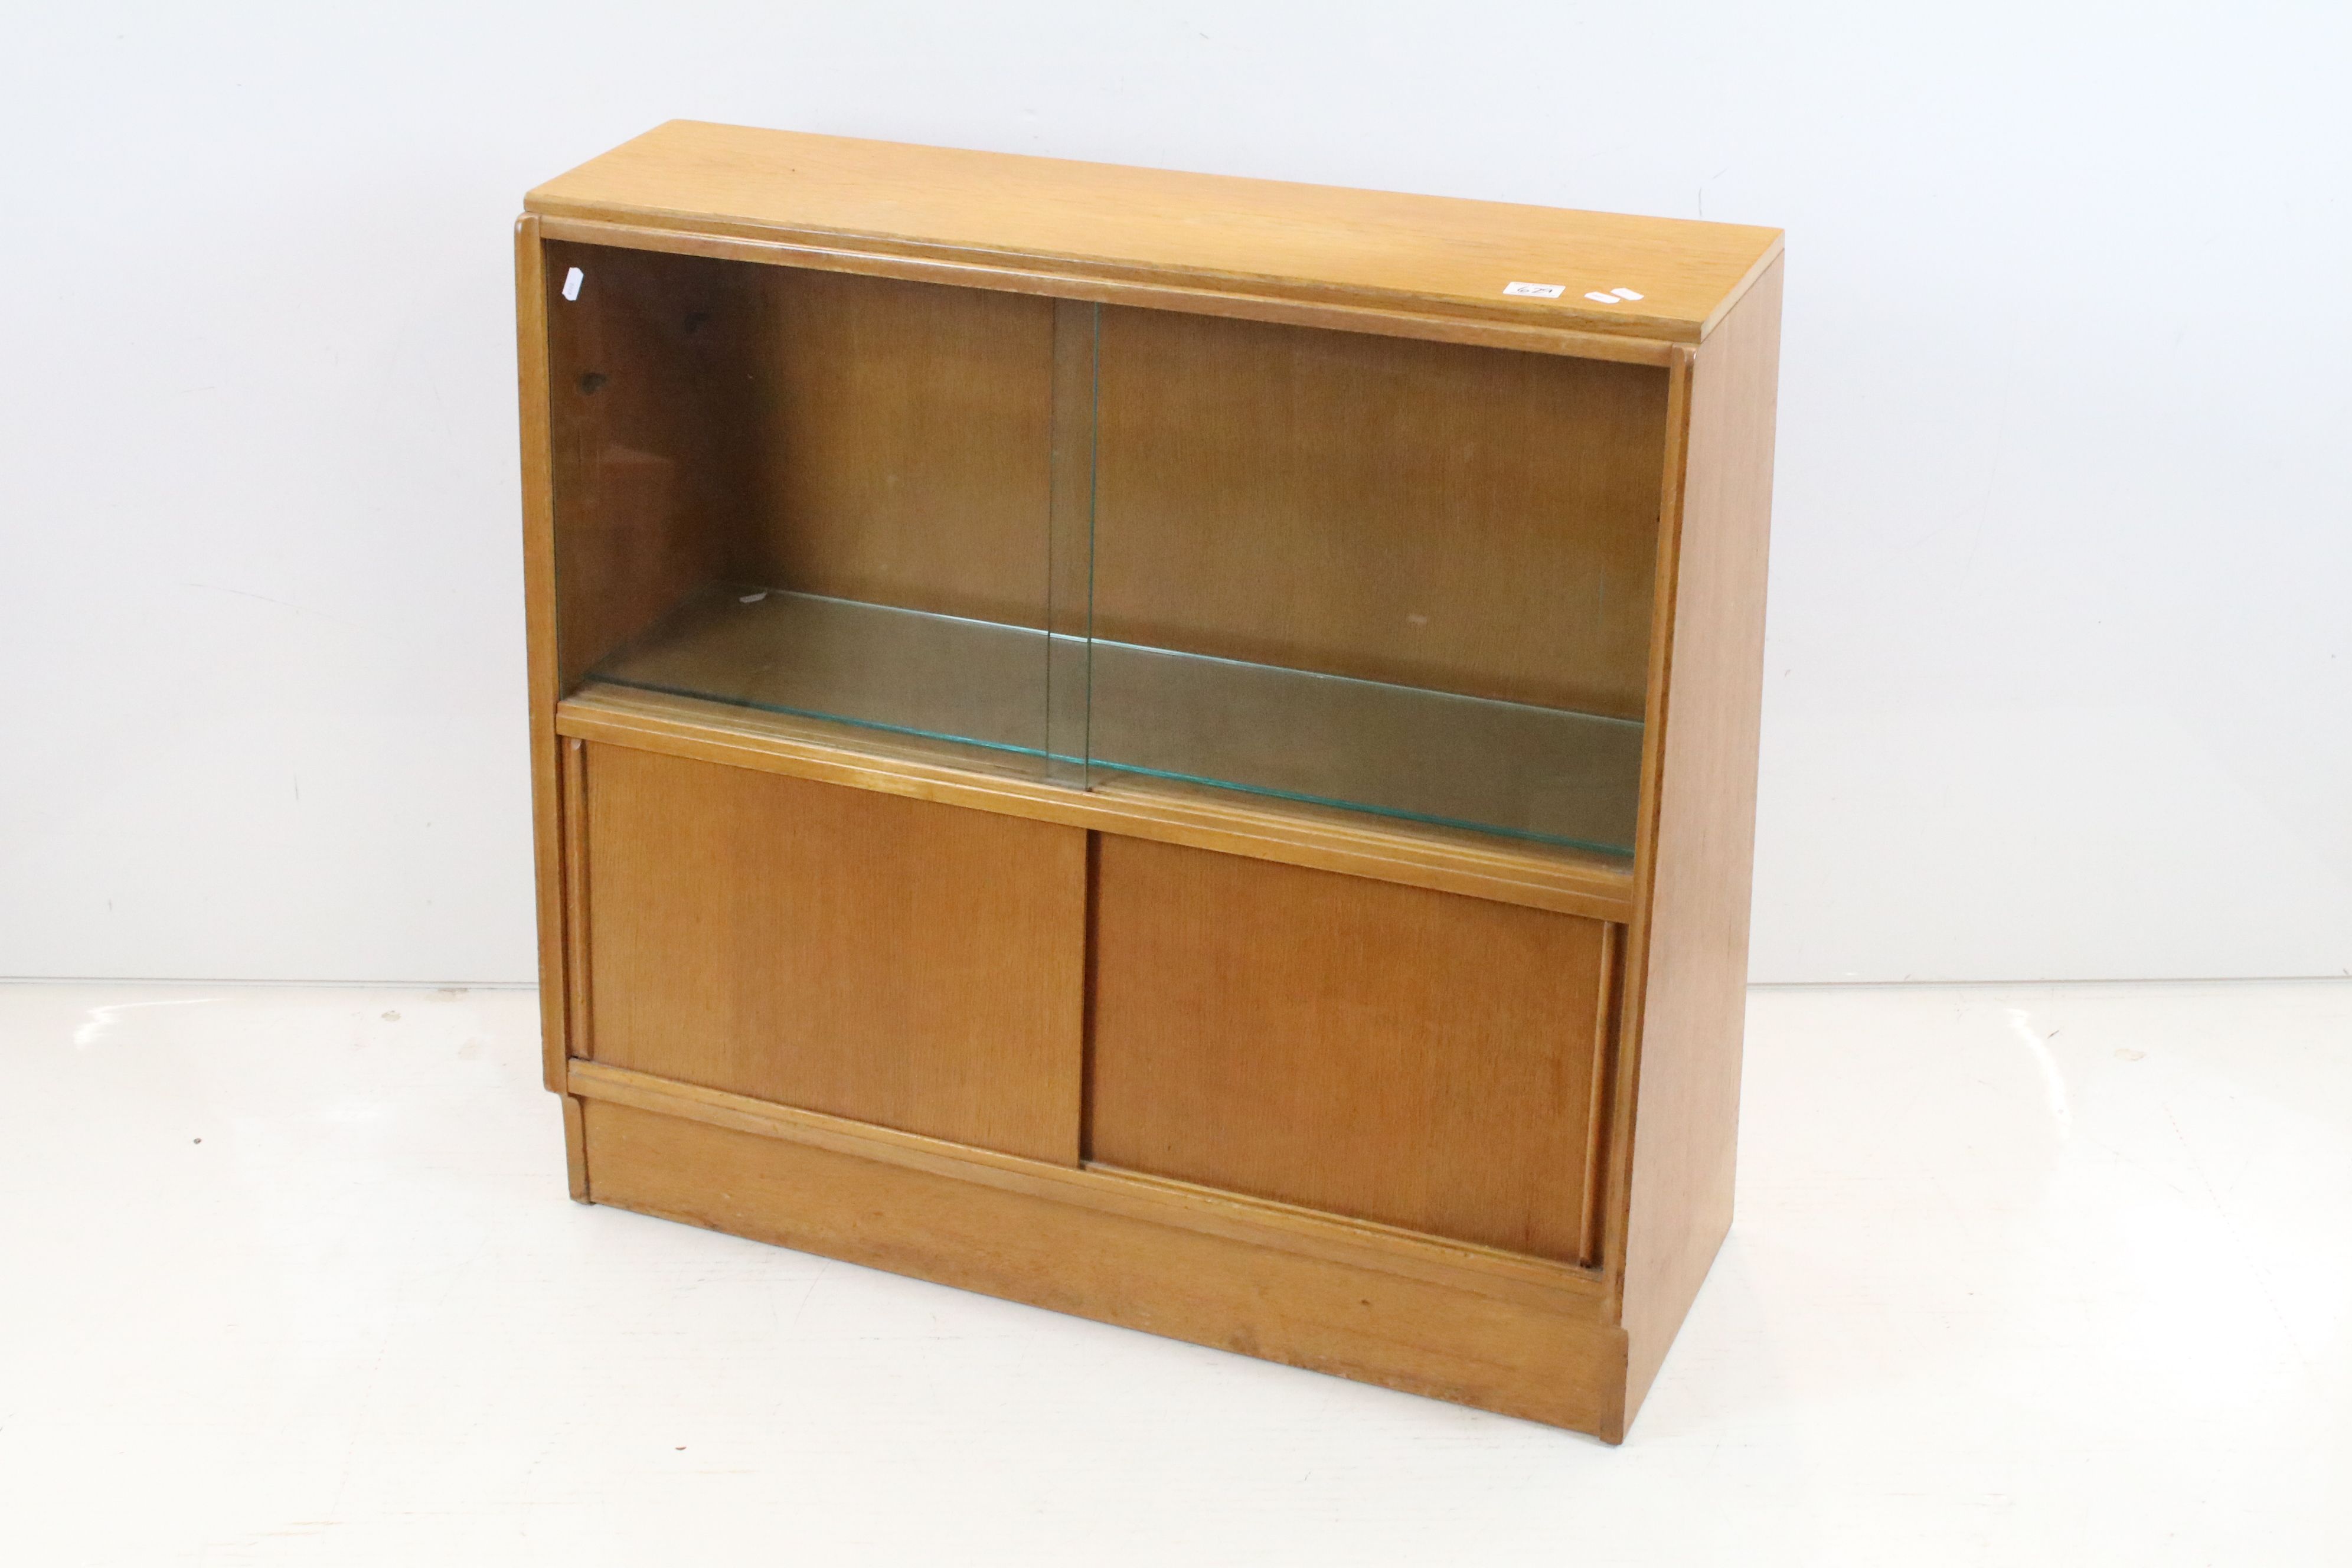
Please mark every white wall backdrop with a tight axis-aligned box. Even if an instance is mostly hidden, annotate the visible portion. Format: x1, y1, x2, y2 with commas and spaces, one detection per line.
2, 2, 2347, 984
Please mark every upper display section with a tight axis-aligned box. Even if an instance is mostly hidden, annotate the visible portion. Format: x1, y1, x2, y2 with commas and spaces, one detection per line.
526, 121, 1782, 345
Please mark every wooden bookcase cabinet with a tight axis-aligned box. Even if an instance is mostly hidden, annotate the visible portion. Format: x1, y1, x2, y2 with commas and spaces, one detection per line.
517, 122, 1782, 1442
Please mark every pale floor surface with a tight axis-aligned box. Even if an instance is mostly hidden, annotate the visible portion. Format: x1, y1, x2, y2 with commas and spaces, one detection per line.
2, 980, 2346, 1566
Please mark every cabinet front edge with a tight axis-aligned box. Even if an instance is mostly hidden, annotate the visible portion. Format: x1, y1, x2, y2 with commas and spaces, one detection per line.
554, 691, 1638, 922
528, 212, 1688, 364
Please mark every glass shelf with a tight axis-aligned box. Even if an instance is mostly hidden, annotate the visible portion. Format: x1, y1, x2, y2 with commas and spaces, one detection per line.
590, 586, 1644, 855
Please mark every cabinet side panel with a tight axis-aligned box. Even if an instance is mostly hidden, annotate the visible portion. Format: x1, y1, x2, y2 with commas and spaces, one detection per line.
581, 744, 1086, 1164
1621, 257, 1782, 1420
516, 217, 567, 1091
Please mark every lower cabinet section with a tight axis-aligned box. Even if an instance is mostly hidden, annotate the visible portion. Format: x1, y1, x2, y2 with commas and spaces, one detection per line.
563, 740, 1631, 1430
577, 743, 1087, 1164
1089, 837, 1616, 1263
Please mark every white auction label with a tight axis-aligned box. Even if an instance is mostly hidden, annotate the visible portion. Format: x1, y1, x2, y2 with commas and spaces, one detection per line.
1502, 280, 1566, 298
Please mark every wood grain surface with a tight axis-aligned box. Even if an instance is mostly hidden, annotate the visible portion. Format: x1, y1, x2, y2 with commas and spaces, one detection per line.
1618, 257, 1782, 1419
582, 1096, 1631, 1437
577, 742, 1086, 1164
536, 214, 1684, 368
567, 1057, 1607, 1310
1094, 305, 1666, 717
527, 121, 1782, 343
515, 216, 569, 1091
1090, 837, 1612, 1261
733, 267, 1058, 627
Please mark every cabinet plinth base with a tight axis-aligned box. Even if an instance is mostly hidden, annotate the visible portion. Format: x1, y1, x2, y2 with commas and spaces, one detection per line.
575, 1090, 1634, 1440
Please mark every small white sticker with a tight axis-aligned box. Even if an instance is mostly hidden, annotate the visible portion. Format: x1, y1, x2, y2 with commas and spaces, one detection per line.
738, 590, 768, 604
1584, 291, 1621, 304
1502, 280, 1566, 298
561, 266, 584, 302
1611, 286, 1645, 301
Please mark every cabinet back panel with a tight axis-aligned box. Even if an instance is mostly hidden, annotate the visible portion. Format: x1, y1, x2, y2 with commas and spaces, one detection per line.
546, 249, 1064, 691
1089, 835, 1610, 1261
579, 743, 1086, 1164
733, 268, 1060, 629
1092, 307, 1668, 719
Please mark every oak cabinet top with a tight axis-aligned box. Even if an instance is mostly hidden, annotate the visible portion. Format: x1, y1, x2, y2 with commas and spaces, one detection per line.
527, 120, 1782, 345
